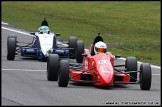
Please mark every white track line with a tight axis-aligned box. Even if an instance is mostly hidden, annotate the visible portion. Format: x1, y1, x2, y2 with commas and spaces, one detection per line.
119, 57, 161, 69
2, 26, 32, 36
2, 68, 160, 75
2, 69, 45, 72
1, 23, 161, 69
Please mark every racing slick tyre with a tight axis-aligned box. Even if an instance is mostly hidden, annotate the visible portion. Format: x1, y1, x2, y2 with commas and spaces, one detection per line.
47, 54, 59, 81
125, 57, 137, 82
58, 60, 69, 87
7, 35, 17, 60
8, 35, 17, 40
140, 63, 151, 90
76, 40, 84, 63
68, 36, 77, 59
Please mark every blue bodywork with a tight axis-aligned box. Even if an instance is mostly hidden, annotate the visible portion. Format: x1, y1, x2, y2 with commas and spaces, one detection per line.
20, 34, 72, 60
20, 48, 70, 60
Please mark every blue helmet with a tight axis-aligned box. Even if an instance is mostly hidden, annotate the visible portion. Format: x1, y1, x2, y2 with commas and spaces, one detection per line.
38, 26, 50, 34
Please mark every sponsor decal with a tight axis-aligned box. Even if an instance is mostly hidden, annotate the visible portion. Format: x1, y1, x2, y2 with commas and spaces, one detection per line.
85, 60, 88, 69
98, 60, 110, 64
101, 70, 111, 74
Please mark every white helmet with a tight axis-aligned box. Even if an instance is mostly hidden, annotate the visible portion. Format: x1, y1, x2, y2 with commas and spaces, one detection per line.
94, 41, 107, 54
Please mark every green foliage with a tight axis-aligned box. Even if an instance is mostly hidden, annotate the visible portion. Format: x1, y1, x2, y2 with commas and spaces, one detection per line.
2, 1, 160, 65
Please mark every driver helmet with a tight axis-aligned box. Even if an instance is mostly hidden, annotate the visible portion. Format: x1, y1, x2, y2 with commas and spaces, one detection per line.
94, 41, 107, 54
38, 26, 50, 34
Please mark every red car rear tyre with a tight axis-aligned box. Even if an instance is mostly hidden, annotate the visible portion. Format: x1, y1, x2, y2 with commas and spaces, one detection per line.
68, 36, 77, 59
76, 40, 84, 63
125, 57, 137, 82
47, 54, 59, 81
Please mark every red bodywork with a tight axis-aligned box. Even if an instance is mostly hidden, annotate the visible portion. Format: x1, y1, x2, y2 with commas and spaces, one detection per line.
69, 47, 130, 86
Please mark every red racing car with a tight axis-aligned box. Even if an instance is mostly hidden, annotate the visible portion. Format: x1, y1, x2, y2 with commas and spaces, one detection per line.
47, 33, 152, 90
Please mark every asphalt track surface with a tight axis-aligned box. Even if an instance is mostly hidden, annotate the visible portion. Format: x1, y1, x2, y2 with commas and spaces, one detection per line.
1, 24, 161, 106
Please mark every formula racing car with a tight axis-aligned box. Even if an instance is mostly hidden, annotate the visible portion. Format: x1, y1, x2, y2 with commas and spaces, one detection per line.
7, 26, 84, 62
47, 33, 152, 90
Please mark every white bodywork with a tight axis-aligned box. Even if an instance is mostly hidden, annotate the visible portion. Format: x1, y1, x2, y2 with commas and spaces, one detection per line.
35, 32, 68, 57
57, 41, 68, 48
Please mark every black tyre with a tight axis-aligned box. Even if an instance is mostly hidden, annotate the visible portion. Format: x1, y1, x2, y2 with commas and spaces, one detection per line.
76, 40, 84, 63
125, 57, 137, 82
140, 63, 151, 90
47, 54, 59, 81
8, 35, 17, 40
52, 36, 57, 49
68, 36, 77, 59
58, 60, 69, 87
7, 36, 17, 60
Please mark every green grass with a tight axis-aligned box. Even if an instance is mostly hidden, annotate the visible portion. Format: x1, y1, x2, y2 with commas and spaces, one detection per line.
2, 1, 160, 66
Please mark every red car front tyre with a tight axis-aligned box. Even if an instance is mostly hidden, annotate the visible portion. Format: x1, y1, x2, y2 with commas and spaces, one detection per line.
140, 63, 152, 90
58, 60, 69, 87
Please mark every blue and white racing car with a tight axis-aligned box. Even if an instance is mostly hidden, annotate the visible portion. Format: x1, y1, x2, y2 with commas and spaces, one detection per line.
7, 26, 84, 63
